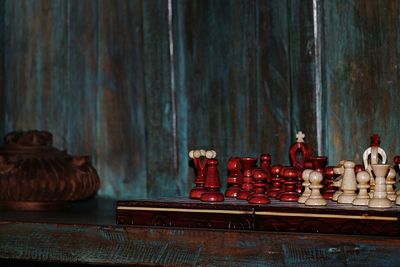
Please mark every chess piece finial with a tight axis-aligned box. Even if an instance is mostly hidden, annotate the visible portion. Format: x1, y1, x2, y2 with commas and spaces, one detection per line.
200, 159, 224, 202
352, 171, 370, 206
368, 164, 392, 208
296, 131, 305, 143
337, 161, 357, 204
371, 134, 380, 146
305, 171, 327, 206
298, 169, 313, 203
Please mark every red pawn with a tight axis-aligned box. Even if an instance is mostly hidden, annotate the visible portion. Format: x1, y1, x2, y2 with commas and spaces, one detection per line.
200, 159, 224, 202
237, 157, 257, 200
248, 169, 271, 204
267, 165, 283, 198
260, 154, 272, 191
323, 166, 335, 200
279, 167, 299, 202
225, 157, 242, 198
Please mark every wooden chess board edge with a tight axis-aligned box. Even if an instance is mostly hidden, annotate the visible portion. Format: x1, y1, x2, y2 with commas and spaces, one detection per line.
254, 211, 397, 221
117, 206, 254, 215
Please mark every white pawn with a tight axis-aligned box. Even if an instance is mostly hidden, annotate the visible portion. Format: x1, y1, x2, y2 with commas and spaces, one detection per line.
352, 171, 370, 206
369, 164, 392, 208
298, 169, 313, 204
386, 168, 396, 201
305, 171, 327, 206
337, 161, 357, 204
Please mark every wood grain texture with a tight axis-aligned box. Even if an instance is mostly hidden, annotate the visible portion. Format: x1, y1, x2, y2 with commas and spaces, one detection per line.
142, 0, 177, 198
96, 0, 147, 198
1, 221, 400, 266
176, 0, 306, 186
0, 1, 319, 198
323, 0, 400, 165
0, 0, 4, 137
288, 0, 319, 154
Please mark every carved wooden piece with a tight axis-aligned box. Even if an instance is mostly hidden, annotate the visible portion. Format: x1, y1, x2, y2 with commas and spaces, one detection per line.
0, 131, 100, 210
369, 164, 392, 209
352, 171, 370, 206
337, 161, 357, 204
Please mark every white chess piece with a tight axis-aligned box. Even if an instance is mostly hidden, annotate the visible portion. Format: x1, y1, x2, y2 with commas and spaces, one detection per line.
363, 144, 387, 197
332, 160, 345, 201
386, 168, 396, 201
305, 171, 327, 206
337, 161, 357, 204
368, 164, 392, 208
298, 169, 313, 204
352, 171, 370, 206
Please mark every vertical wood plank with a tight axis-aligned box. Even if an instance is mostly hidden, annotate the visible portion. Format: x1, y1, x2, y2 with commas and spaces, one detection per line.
96, 0, 147, 198
176, 0, 295, 188
256, 0, 293, 164
0, 0, 4, 138
172, 0, 189, 195
142, 0, 176, 197
322, 0, 400, 165
3, 0, 68, 140
288, 0, 318, 154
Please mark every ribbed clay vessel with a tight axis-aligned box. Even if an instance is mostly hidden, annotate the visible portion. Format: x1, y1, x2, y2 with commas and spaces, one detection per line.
0, 130, 100, 210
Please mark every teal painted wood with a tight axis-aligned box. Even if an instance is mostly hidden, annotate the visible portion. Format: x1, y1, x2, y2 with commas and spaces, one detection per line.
3, 0, 68, 134
0, 1, 318, 198
288, 0, 319, 155
142, 0, 178, 198
322, 0, 400, 165
0, 0, 4, 137
96, 0, 147, 198
175, 0, 303, 187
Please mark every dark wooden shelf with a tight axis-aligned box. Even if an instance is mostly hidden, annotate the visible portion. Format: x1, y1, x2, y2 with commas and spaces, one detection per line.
1, 197, 400, 266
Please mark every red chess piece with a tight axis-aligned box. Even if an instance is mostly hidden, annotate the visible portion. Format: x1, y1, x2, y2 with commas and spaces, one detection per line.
280, 167, 299, 202
225, 157, 243, 198
277, 166, 288, 199
289, 131, 313, 171
354, 164, 365, 173
260, 154, 272, 191
200, 159, 224, 202
189, 150, 207, 199
310, 156, 328, 198
394, 156, 400, 174
248, 169, 271, 204
310, 156, 328, 173
237, 157, 257, 200
323, 166, 336, 200
267, 165, 283, 198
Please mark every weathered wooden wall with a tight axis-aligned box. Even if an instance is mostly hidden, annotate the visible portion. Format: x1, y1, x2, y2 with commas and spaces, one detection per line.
0, 0, 317, 199
2, 0, 398, 199
322, 0, 400, 165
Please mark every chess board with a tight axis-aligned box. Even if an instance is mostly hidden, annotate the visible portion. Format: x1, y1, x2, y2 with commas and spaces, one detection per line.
116, 198, 400, 236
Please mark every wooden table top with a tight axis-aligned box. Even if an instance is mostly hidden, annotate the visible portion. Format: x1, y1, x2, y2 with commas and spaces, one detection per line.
1, 197, 400, 266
